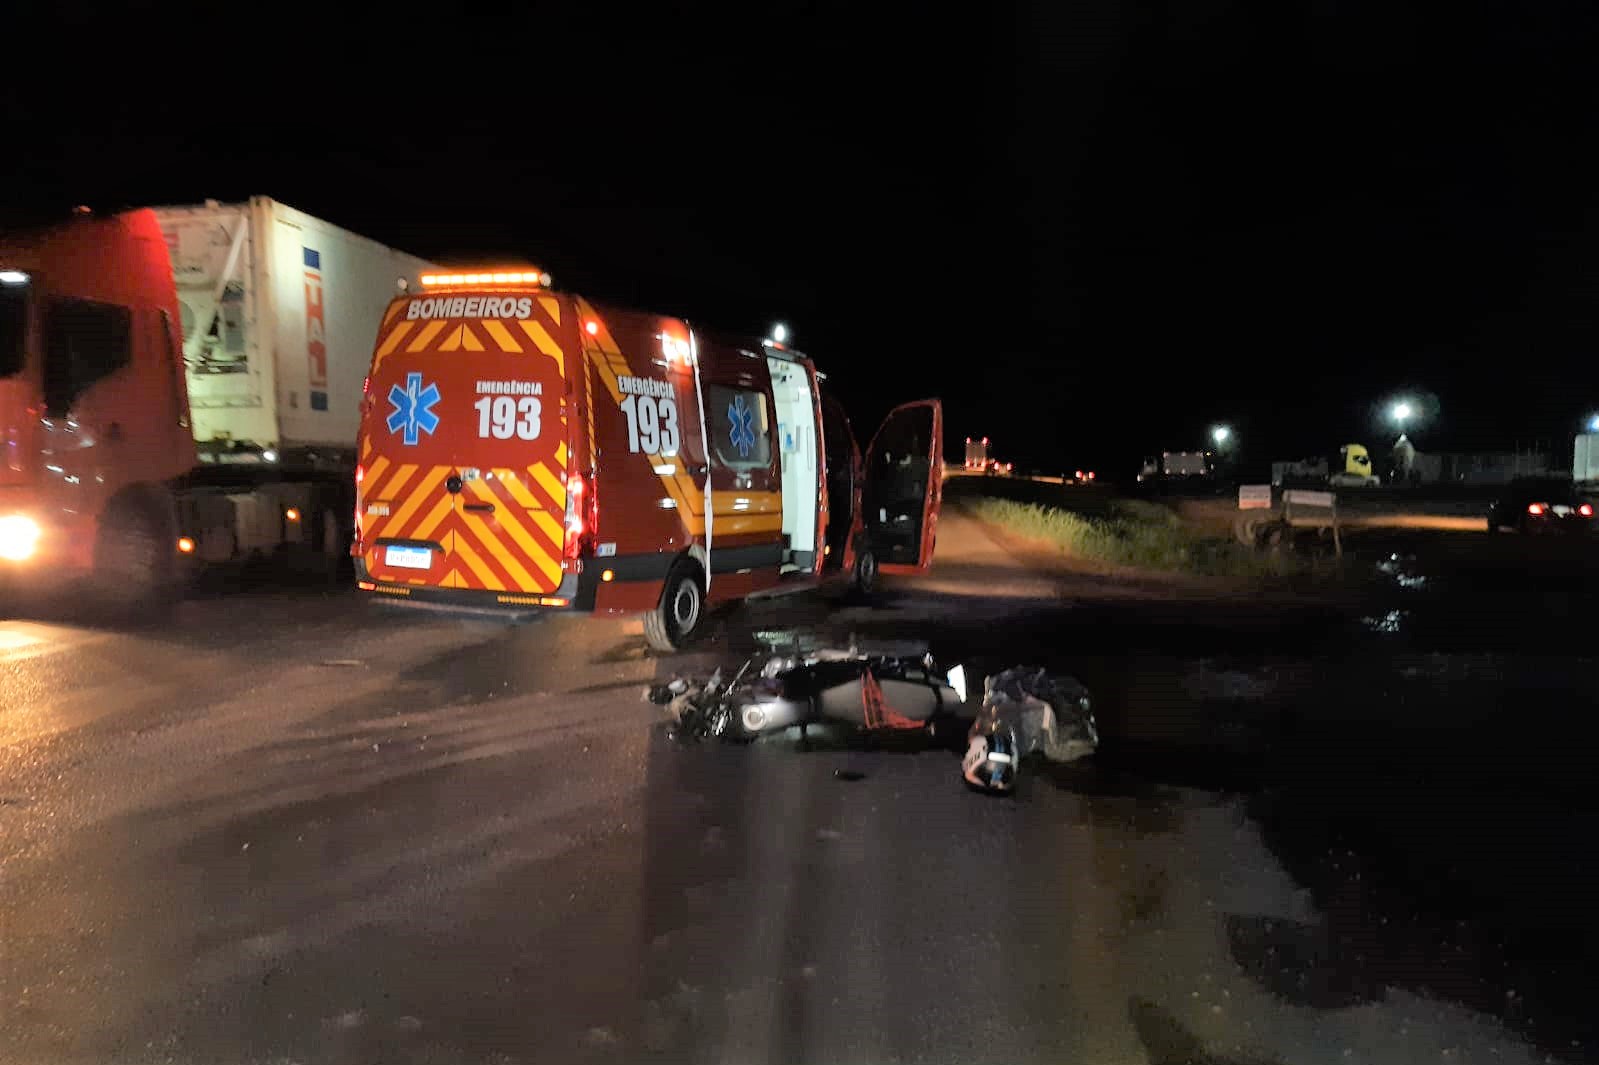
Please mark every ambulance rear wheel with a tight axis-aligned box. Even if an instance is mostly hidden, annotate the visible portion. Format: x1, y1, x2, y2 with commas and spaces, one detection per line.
644, 561, 705, 652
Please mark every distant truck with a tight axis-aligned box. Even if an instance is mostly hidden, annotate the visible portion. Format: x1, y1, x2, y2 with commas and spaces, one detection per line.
965, 436, 990, 470
1575, 433, 1599, 485
963, 436, 1010, 474
0, 200, 435, 608
1270, 445, 1380, 488
1138, 451, 1209, 482
1271, 457, 1329, 486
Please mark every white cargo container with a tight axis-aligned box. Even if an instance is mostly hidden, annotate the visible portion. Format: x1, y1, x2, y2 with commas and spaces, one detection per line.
152, 197, 436, 459
1575, 433, 1599, 485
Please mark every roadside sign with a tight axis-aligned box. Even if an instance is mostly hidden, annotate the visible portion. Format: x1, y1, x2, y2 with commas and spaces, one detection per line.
1284, 489, 1335, 509
1238, 484, 1272, 510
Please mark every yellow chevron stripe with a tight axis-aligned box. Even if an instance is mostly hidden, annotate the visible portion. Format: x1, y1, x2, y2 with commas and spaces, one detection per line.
383, 466, 449, 537
375, 463, 419, 505
530, 509, 563, 546
530, 462, 566, 507
437, 325, 463, 352
556, 440, 568, 467
539, 296, 560, 324
451, 529, 505, 590
460, 511, 539, 590
480, 319, 523, 352
495, 469, 541, 509
411, 493, 455, 542
382, 300, 407, 327
407, 319, 448, 353
466, 494, 560, 588
373, 321, 416, 367
461, 325, 485, 352
361, 436, 372, 459
364, 455, 392, 490
519, 320, 565, 372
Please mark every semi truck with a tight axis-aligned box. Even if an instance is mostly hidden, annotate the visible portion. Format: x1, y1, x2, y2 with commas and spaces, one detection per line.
965, 436, 990, 471
1137, 451, 1210, 482
0, 200, 435, 608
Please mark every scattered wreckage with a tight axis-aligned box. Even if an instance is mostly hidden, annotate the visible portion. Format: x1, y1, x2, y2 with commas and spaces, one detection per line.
648, 637, 1098, 793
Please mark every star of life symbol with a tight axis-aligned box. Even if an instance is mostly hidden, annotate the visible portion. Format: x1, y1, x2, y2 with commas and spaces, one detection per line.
387, 372, 441, 446
728, 393, 757, 457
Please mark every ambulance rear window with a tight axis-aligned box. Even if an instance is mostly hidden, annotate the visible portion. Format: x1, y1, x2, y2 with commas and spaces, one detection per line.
706, 384, 772, 470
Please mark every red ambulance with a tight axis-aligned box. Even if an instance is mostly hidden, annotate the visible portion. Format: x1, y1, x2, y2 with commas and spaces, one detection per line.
353, 271, 942, 649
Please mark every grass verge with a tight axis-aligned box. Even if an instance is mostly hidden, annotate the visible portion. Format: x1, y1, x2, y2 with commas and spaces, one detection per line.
969, 496, 1303, 579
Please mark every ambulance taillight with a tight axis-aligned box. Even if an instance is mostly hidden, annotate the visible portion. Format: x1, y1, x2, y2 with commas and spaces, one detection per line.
563, 472, 593, 564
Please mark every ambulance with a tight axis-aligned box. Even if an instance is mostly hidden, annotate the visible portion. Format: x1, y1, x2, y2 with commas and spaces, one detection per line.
353, 271, 942, 649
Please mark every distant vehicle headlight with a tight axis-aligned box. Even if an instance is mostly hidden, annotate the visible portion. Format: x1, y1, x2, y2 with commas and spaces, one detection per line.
0, 514, 42, 561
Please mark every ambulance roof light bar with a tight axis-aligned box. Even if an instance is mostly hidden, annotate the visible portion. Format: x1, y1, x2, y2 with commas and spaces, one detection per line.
761, 322, 792, 351
419, 270, 551, 289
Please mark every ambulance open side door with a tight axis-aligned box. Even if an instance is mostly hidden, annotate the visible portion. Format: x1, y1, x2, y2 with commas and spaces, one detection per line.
861, 399, 943, 574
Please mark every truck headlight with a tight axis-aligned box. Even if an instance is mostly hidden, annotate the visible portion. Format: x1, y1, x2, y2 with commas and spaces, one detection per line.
0, 515, 41, 561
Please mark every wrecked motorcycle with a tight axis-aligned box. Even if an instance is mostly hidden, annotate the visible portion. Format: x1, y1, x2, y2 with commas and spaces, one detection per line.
650, 641, 969, 742
650, 645, 1097, 794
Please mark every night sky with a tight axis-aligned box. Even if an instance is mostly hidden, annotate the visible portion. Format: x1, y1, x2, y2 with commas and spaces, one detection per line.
6, 2, 1599, 477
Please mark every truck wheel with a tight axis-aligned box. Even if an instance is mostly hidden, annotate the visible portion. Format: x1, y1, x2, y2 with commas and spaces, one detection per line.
94, 495, 175, 618
850, 545, 878, 597
643, 561, 705, 652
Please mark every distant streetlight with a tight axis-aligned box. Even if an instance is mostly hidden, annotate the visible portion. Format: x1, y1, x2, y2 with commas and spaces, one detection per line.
770, 323, 788, 344
1588, 413, 1599, 434
1211, 425, 1232, 446
1391, 400, 1414, 427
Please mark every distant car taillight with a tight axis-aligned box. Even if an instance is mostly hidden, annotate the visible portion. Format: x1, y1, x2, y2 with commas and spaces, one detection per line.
1528, 503, 1546, 516
1581, 503, 1594, 518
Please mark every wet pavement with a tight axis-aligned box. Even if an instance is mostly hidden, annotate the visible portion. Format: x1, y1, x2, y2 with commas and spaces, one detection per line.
1, 511, 1594, 1063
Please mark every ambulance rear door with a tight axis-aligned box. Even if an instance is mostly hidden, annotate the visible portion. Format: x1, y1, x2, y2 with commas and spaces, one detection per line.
357, 289, 573, 595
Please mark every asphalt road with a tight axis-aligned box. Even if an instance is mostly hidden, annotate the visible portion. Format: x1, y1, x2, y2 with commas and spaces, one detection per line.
1, 512, 1590, 1064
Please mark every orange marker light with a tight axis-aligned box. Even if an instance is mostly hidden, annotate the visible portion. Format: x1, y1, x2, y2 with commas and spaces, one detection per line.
601, 569, 615, 582
176, 536, 196, 554
285, 508, 301, 522
421, 270, 549, 288
585, 320, 599, 336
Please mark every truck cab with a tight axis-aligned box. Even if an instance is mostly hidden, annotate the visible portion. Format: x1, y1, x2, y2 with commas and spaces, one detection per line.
0, 211, 195, 596
1330, 443, 1381, 487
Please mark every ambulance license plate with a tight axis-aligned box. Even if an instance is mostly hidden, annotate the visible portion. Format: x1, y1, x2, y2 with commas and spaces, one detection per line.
384, 544, 433, 570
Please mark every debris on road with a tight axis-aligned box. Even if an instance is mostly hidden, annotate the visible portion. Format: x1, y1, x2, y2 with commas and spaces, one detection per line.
962, 667, 1098, 794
